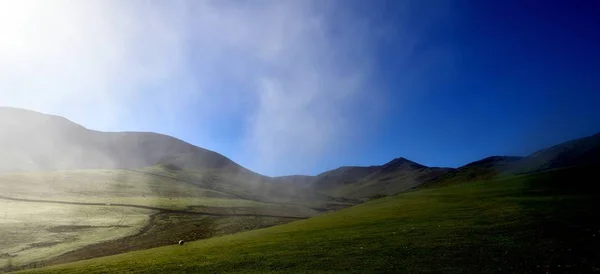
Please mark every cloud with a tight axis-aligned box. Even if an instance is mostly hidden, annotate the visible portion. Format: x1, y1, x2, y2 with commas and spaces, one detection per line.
0, 0, 385, 175
0, 1, 193, 129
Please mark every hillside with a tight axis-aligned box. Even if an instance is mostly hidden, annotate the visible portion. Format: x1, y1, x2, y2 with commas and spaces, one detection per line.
20, 166, 600, 273
507, 132, 600, 174
425, 156, 523, 187
0, 107, 244, 172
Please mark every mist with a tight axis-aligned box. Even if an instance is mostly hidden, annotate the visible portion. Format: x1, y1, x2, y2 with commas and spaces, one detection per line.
0, 0, 394, 176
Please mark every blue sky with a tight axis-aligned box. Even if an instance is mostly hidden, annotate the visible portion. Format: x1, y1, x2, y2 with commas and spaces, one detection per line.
0, 0, 599, 176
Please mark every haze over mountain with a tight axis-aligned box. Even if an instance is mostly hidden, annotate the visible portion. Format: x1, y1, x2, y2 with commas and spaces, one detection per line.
2, 107, 600, 200
0, 107, 244, 173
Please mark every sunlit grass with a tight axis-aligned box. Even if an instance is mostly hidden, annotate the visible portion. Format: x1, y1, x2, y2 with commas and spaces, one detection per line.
0, 201, 151, 268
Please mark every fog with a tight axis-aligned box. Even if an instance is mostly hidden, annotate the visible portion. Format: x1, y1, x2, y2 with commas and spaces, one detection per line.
0, 0, 397, 175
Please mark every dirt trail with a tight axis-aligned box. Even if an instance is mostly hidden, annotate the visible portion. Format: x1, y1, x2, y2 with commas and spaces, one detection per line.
0, 195, 308, 219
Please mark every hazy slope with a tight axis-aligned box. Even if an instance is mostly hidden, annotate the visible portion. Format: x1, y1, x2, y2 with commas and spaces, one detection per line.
0, 107, 244, 172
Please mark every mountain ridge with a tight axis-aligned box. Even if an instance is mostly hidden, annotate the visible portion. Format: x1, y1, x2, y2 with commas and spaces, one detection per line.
2, 107, 600, 199
0, 107, 246, 173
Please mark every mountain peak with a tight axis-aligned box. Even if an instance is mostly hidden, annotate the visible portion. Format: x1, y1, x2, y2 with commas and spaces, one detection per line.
382, 157, 427, 170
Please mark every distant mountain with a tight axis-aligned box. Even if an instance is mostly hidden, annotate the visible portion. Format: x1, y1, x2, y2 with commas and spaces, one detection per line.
507, 132, 600, 174
0, 107, 244, 172
272, 175, 315, 187
321, 158, 450, 198
273, 158, 451, 199
426, 156, 523, 187
428, 133, 600, 187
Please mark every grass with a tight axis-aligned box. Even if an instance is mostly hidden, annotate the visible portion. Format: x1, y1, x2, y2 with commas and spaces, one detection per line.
0, 201, 151, 269
19, 166, 600, 273
0, 169, 235, 200
28, 214, 297, 270
0, 168, 321, 217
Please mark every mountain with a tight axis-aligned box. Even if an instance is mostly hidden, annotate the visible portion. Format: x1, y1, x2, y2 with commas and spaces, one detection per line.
507, 132, 600, 174
3, 107, 600, 201
0, 107, 362, 207
0, 107, 244, 172
426, 156, 523, 187
273, 158, 451, 199
426, 133, 600, 187
0, 107, 450, 200
314, 158, 451, 198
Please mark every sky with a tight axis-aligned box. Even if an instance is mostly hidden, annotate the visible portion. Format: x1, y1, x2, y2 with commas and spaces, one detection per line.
0, 0, 599, 176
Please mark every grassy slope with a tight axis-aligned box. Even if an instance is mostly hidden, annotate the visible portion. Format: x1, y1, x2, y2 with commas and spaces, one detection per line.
0, 201, 151, 267
25, 214, 296, 271
21, 166, 600, 273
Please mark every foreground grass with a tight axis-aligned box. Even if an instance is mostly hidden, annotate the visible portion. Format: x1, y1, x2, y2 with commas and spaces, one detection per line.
20, 167, 600, 273
28, 214, 296, 271
0, 201, 150, 268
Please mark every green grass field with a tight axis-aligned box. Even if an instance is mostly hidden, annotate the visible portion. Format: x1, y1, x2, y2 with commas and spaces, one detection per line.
0, 201, 151, 268
25, 214, 297, 271
19, 166, 600, 273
